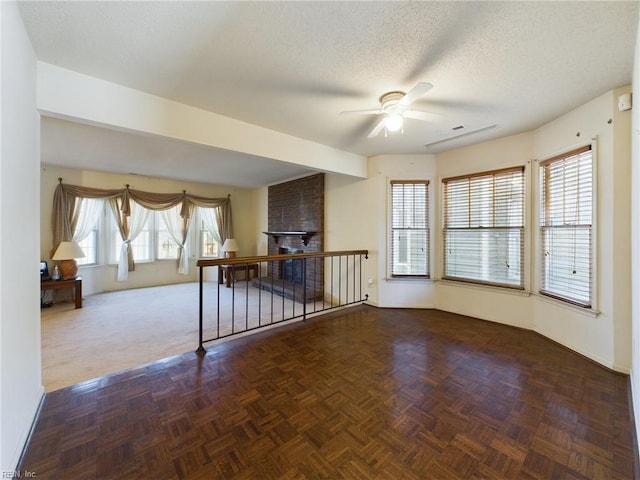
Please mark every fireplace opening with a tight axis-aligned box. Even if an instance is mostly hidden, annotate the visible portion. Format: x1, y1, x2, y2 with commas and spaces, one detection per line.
280, 247, 303, 284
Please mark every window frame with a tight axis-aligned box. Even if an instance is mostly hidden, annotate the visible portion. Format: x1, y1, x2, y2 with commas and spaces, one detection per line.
75, 228, 98, 266
199, 220, 220, 259
538, 145, 594, 308
73, 198, 105, 267
388, 180, 431, 279
155, 208, 181, 261
442, 166, 526, 289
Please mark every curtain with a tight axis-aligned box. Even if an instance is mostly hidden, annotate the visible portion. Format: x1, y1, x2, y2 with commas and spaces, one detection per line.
110, 199, 150, 282
130, 190, 194, 275
52, 181, 232, 279
52, 182, 123, 255
72, 198, 104, 243
188, 194, 233, 242
108, 197, 130, 281
199, 206, 222, 247
160, 204, 193, 275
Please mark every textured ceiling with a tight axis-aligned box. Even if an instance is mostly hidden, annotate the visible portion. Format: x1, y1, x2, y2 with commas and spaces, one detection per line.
18, 1, 639, 187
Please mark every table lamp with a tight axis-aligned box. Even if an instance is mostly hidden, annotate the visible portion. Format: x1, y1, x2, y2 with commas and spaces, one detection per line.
222, 238, 240, 258
52, 241, 85, 280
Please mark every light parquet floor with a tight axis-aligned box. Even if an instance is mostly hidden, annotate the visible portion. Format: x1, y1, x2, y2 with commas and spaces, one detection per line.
21, 306, 637, 479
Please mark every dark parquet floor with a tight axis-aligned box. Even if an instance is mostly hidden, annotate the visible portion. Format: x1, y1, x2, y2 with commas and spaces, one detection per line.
20, 306, 637, 479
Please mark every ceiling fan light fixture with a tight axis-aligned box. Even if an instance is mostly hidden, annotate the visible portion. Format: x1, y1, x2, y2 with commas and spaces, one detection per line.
342, 82, 435, 139
385, 113, 404, 132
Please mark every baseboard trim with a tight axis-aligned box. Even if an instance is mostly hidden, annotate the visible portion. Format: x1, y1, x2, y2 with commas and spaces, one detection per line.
627, 376, 640, 479
13, 386, 45, 474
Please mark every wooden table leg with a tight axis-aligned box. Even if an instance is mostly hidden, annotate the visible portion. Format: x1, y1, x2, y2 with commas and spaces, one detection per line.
74, 278, 82, 308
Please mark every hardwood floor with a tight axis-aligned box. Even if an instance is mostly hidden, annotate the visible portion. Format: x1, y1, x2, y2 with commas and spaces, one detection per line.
20, 306, 637, 479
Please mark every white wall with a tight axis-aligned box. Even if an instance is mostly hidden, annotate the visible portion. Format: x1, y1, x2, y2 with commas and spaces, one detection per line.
0, 1, 44, 471
41, 164, 258, 294
611, 86, 633, 371
324, 155, 437, 308
254, 186, 269, 257
324, 171, 378, 304
435, 133, 535, 330
533, 89, 631, 371
630, 8, 640, 458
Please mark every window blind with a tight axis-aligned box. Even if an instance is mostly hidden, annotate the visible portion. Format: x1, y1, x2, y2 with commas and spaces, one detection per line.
390, 181, 430, 277
539, 146, 592, 307
443, 167, 525, 288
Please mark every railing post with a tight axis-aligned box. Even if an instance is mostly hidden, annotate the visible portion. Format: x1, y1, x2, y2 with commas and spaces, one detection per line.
303, 257, 307, 320
364, 252, 369, 302
196, 265, 206, 355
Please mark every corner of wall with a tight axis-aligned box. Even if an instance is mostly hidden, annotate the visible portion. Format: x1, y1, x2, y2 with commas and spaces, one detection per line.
629, 8, 640, 465
1, 0, 44, 472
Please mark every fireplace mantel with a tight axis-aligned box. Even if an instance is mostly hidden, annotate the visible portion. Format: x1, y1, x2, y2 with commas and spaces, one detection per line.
263, 231, 316, 246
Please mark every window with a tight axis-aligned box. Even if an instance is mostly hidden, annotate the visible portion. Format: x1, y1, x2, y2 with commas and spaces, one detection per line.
443, 167, 525, 288
198, 206, 222, 258
157, 225, 179, 259
128, 218, 152, 262
390, 181, 430, 277
200, 221, 220, 258
110, 209, 185, 262
539, 146, 593, 307
74, 197, 104, 266
76, 230, 97, 266
157, 207, 180, 260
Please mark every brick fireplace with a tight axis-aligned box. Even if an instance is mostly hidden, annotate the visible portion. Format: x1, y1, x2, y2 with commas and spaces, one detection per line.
255, 173, 324, 300
279, 247, 304, 284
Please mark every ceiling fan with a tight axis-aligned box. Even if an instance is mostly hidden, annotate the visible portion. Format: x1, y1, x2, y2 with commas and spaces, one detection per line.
340, 82, 442, 138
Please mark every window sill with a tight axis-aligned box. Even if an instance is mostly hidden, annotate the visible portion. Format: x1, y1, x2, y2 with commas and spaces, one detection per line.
385, 276, 433, 283
77, 263, 99, 269
532, 292, 600, 318
436, 279, 530, 297
104, 260, 153, 266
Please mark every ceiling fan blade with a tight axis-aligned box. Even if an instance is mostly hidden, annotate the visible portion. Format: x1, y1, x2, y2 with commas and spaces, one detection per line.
368, 118, 386, 138
340, 108, 383, 116
404, 109, 444, 123
399, 82, 433, 106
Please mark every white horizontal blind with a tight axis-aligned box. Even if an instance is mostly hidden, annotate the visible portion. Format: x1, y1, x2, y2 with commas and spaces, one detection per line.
540, 146, 592, 307
390, 181, 430, 277
443, 167, 525, 288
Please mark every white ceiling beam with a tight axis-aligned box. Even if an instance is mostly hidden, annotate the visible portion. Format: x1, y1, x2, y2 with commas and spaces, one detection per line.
36, 62, 367, 179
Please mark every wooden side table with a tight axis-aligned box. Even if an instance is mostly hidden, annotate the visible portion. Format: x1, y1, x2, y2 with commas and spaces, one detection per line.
41, 276, 82, 308
218, 264, 259, 288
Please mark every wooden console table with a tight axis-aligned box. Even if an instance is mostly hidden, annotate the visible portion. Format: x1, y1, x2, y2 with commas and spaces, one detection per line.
41, 276, 82, 308
218, 264, 259, 288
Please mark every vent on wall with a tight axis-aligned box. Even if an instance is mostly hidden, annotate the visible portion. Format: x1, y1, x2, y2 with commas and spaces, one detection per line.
425, 124, 498, 149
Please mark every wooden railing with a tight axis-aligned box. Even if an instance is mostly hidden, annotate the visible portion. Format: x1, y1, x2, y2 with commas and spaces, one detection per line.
196, 250, 369, 353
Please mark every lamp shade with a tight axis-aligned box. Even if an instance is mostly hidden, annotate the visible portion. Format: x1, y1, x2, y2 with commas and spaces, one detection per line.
52, 241, 85, 260
222, 238, 240, 258
52, 241, 85, 280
